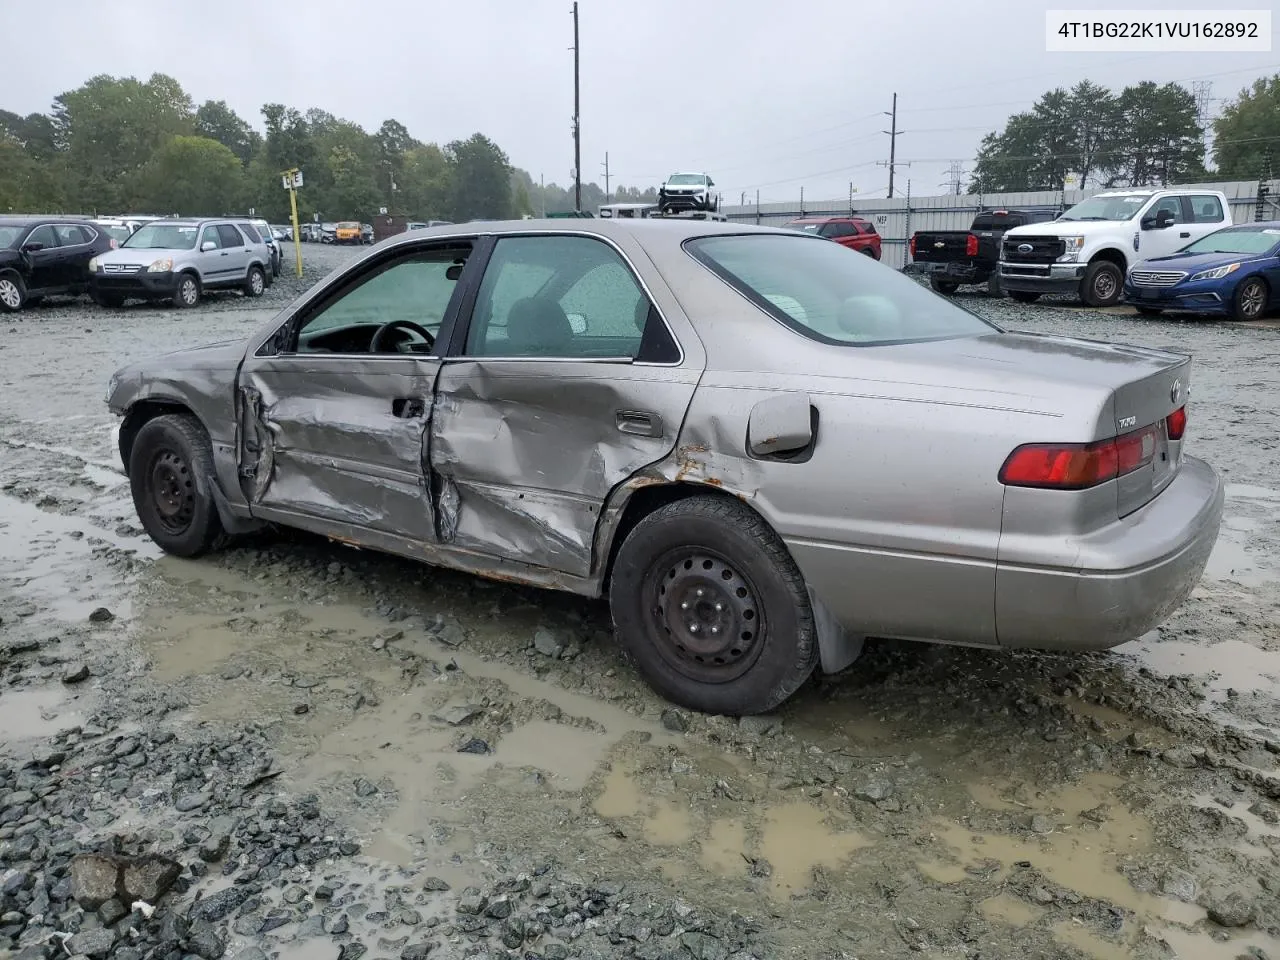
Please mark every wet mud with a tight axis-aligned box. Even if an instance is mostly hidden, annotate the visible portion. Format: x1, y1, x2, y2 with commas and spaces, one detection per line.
2, 251, 1278, 958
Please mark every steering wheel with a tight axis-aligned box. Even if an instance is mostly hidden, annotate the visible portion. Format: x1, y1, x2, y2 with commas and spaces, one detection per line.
370, 319, 435, 354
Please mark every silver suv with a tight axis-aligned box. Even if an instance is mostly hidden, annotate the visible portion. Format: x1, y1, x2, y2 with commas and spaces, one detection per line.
89, 218, 272, 309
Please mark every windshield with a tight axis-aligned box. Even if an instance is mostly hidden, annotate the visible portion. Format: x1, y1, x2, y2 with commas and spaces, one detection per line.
1059, 194, 1150, 222
784, 222, 823, 234
0, 226, 25, 248
124, 223, 199, 249
667, 174, 706, 186
338, 221, 359, 229
1184, 227, 1280, 256
99, 225, 132, 245
688, 234, 997, 345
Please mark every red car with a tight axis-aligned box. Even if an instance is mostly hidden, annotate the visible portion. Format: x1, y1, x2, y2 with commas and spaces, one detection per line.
783, 216, 881, 259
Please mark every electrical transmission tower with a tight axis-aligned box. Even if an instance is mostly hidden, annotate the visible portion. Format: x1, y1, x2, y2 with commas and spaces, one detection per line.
1192, 80, 1214, 157
941, 160, 967, 196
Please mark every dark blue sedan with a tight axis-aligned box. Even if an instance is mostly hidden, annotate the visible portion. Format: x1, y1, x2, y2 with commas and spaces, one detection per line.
1124, 222, 1280, 321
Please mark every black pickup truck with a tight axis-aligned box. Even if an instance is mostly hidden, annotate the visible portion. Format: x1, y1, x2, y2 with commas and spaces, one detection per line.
910, 209, 1056, 296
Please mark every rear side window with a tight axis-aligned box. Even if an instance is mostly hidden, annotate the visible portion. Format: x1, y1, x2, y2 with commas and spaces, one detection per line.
240, 223, 263, 242
54, 224, 94, 245
822, 222, 856, 238
1189, 195, 1224, 224
858, 221, 878, 235
687, 234, 997, 346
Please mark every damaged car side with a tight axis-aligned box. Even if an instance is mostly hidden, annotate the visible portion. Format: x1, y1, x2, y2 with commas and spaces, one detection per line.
106, 219, 1224, 716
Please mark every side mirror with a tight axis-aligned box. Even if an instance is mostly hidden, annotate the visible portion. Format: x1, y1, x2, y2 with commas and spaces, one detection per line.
22, 241, 44, 252
201, 240, 217, 252
566, 313, 587, 335
747, 392, 813, 458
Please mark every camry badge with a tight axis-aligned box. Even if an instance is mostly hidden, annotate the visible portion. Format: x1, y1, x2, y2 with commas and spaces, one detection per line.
1170, 379, 1181, 405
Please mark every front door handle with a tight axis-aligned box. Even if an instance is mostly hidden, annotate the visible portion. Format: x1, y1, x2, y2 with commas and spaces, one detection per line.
616, 409, 662, 438
220, 251, 230, 256
1179, 231, 1190, 238
392, 397, 426, 419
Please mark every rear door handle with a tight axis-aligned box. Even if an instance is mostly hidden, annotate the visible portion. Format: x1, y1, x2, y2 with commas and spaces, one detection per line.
392, 397, 426, 419
616, 410, 662, 438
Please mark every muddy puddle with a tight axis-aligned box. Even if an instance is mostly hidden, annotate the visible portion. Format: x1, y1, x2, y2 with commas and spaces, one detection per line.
0, 684, 92, 746
1126, 634, 1280, 699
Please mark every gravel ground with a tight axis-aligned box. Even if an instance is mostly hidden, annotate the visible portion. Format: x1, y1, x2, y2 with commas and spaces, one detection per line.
1, 242, 1279, 960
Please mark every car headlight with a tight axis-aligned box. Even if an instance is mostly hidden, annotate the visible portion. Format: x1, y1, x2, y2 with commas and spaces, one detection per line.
1189, 262, 1241, 282
147, 258, 173, 272
88, 257, 99, 272
1056, 236, 1085, 263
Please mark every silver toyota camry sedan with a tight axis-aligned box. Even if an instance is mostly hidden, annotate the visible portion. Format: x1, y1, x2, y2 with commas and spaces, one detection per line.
106, 219, 1224, 715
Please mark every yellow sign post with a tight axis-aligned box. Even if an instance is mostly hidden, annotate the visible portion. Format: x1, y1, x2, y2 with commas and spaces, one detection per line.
281, 168, 304, 278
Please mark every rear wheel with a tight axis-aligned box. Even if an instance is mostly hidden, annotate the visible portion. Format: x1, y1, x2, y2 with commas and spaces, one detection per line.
1009, 291, 1041, 303
609, 496, 819, 715
1082, 260, 1123, 307
173, 273, 200, 308
930, 278, 960, 295
128, 414, 225, 557
1231, 276, 1268, 322
0, 274, 26, 312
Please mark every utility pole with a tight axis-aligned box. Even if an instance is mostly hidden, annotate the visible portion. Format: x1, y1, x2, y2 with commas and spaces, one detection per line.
540, 173, 546, 218
571, 2, 581, 213
879, 92, 909, 199
601, 152, 610, 204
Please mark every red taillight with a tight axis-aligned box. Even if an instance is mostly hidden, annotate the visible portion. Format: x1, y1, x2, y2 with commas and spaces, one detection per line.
1000, 424, 1159, 490
965, 233, 979, 257
1166, 406, 1187, 441
908, 235, 916, 259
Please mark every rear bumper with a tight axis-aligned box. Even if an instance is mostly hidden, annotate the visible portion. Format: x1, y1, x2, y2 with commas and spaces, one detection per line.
995, 455, 1224, 651
998, 262, 1085, 295
921, 261, 985, 280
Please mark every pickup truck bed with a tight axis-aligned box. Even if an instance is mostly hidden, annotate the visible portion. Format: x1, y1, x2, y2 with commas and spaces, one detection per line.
911, 210, 1055, 296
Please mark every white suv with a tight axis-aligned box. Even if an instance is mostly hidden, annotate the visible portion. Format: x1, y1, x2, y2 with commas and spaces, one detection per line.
658, 172, 720, 213
999, 188, 1232, 307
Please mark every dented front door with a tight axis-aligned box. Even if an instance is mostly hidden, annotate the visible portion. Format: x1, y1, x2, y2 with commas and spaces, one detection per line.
239, 356, 439, 540
428, 233, 698, 578
236, 242, 474, 544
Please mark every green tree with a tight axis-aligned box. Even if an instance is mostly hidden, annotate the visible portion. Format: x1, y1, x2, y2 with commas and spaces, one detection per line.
1213, 74, 1280, 179
398, 143, 452, 219
444, 133, 512, 220
135, 135, 245, 216
194, 100, 261, 166
1105, 82, 1205, 186
52, 73, 194, 210
325, 144, 382, 220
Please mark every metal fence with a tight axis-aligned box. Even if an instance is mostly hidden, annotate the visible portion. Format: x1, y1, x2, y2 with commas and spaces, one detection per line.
720, 180, 1278, 269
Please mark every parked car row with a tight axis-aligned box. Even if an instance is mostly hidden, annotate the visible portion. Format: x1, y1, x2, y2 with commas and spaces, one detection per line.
296, 222, 374, 244
907, 187, 1277, 321
0, 215, 275, 312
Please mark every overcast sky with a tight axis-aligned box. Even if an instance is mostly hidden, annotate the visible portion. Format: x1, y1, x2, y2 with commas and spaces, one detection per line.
10, 0, 1279, 207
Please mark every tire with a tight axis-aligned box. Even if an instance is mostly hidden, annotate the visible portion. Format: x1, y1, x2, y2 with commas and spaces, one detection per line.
986, 272, 1002, 298
128, 413, 226, 557
930, 278, 960, 295
1230, 276, 1268, 322
0, 273, 26, 312
608, 496, 819, 715
93, 292, 125, 308
244, 265, 266, 298
1082, 260, 1123, 307
862, 247, 877, 258
1135, 306, 1163, 317
173, 273, 200, 308
1010, 291, 1041, 303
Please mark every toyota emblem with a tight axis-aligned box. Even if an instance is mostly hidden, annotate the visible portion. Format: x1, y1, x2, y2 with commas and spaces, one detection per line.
1170, 379, 1181, 405
1017, 243, 1033, 254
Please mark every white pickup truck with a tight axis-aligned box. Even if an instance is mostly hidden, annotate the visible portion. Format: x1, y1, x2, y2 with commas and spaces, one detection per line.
999, 187, 1233, 307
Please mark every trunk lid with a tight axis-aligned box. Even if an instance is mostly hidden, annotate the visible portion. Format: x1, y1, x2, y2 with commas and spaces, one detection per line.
912, 231, 971, 262
1111, 352, 1189, 517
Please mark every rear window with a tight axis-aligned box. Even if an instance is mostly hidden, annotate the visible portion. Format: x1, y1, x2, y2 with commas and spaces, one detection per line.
686, 234, 998, 346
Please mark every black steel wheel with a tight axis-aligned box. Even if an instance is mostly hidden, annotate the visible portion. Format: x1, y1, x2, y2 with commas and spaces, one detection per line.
930, 278, 960, 295
1082, 260, 1123, 307
609, 495, 818, 715
129, 413, 226, 556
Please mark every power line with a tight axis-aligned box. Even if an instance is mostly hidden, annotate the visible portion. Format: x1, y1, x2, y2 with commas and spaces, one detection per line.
941, 160, 967, 196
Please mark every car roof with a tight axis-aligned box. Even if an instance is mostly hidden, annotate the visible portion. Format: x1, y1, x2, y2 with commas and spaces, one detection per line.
0, 215, 90, 224
378, 217, 798, 250
788, 215, 866, 222
1217, 220, 1280, 230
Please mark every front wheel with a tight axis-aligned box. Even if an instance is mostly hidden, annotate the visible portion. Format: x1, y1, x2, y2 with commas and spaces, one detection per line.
244, 265, 266, 298
609, 496, 819, 716
1082, 260, 1123, 307
1231, 276, 1268, 322
128, 414, 225, 557
0, 274, 26, 312
1009, 291, 1041, 303
173, 273, 200, 308
930, 278, 960, 295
